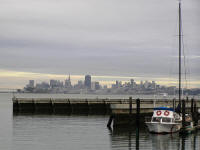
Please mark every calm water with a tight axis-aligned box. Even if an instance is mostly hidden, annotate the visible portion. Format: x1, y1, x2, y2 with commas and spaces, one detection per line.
0, 93, 200, 150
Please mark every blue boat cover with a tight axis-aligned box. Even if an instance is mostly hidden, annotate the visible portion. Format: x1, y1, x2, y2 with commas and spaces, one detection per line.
153, 107, 174, 111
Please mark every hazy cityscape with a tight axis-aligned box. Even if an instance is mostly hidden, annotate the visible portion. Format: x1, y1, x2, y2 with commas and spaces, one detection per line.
22, 74, 200, 95
0, 1, 200, 150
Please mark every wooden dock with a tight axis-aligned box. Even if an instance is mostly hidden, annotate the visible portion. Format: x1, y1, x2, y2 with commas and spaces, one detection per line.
13, 97, 200, 115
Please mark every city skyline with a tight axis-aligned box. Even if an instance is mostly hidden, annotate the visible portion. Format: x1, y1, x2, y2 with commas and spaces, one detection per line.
25, 75, 159, 89
22, 74, 200, 95
0, 70, 200, 89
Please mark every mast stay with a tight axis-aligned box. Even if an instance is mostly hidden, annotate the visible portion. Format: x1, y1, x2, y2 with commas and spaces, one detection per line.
178, 1, 182, 106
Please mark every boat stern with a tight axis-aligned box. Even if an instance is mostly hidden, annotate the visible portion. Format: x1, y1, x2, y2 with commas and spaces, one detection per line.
145, 122, 181, 134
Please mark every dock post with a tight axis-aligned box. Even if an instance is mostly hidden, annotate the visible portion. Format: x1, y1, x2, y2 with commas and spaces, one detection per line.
191, 98, 194, 120
181, 135, 186, 150
136, 98, 140, 150
182, 100, 186, 129
129, 97, 132, 125
13, 97, 19, 113
107, 115, 114, 128
136, 129, 139, 150
194, 100, 197, 126
128, 130, 132, 150
136, 98, 140, 128
173, 98, 175, 111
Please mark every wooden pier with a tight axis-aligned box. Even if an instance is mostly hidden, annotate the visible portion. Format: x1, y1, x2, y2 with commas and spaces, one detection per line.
13, 97, 200, 116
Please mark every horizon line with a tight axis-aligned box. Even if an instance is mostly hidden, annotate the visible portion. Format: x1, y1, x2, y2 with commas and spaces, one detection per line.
0, 69, 199, 89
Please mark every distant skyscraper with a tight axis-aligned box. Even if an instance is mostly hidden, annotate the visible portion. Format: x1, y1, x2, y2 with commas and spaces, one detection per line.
50, 80, 63, 88
65, 74, 72, 88
36, 82, 50, 89
76, 80, 84, 89
152, 81, 156, 89
95, 82, 100, 90
29, 80, 34, 88
130, 79, 134, 88
116, 80, 119, 88
84, 75, 91, 89
25, 80, 35, 92
140, 81, 144, 89
50, 80, 57, 88
144, 80, 149, 89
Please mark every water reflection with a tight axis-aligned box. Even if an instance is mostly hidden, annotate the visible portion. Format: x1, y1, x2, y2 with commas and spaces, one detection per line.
180, 133, 199, 150
151, 133, 180, 150
135, 128, 139, 150
108, 127, 142, 150
108, 126, 200, 150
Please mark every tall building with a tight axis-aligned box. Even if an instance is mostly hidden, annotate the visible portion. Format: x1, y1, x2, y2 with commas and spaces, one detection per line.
95, 82, 100, 90
28, 80, 34, 88
91, 82, 96, 90
144, 80, 149, 89
116, 80, 119, 88
91, 81, 100, 90
140, 81, 144, 89
35, 82, 50, 89
50, 80, 63, 88
152, 81, 156, 89
74, 80, 84, 89
25, 80, 35, 92
130, 79, 136, 88
65, 74, 72, 88
50, 80, 57, 88
84, 75, 91, 89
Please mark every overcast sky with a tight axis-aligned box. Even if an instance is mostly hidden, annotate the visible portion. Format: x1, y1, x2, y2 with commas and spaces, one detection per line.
0, 0, 199, 88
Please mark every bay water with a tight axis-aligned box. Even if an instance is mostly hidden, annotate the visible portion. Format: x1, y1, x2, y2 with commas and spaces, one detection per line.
0, 93, 200, 150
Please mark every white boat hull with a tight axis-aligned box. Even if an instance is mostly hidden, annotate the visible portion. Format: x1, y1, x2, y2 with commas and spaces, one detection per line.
145, 122, 181, 133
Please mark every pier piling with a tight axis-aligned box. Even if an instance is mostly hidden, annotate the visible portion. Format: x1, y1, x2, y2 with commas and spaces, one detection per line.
129, 97, 132, 125
191, 98, 194, 118
107, 115, 114, 128
194, 101, 198, 126
173, 98, 175, 111
136, 98, 140, 128
182, 100, 186, 128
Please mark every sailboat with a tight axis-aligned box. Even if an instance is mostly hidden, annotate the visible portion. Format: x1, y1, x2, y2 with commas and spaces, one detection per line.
145, 1, 184, 133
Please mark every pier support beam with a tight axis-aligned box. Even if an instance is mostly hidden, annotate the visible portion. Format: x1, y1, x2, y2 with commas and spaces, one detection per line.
194, 101, 198, 126
182, 100, 186, 129
136, 98, 140, 150
173, 98, 175, 111
107, 115, 114, 128
136, 98, 140, 128
191, 98, 194, 119
129, 97, 132, 125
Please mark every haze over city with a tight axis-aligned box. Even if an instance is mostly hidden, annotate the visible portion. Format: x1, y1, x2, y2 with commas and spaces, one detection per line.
0, 0, 199, 89
1, 1, 200, 149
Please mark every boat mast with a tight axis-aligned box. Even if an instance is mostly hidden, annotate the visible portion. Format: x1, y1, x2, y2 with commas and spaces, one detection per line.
178, 1, 182, 105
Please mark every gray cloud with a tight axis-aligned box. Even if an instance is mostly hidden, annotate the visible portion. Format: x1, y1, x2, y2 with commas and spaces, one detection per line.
0, 0, 199, 84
